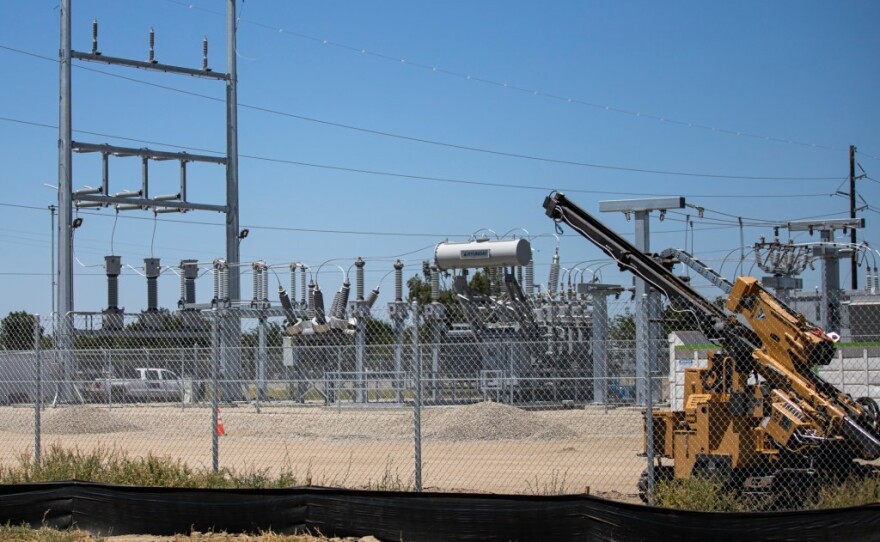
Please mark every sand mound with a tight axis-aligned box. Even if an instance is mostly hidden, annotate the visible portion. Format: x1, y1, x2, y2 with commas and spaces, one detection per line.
425, 401, 576, 441
39, 406, 143, 434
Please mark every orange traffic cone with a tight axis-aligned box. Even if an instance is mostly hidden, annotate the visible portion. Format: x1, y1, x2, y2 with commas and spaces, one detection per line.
217, 409, 226, 437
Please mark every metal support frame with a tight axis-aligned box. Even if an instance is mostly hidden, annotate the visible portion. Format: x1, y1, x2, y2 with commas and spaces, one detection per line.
58, 1, 242, 401
780, 218, 865, 334
71, 50, 229, 80
58, 0, 75, 402
819, 230, 842, 333
580, 283, 624, 404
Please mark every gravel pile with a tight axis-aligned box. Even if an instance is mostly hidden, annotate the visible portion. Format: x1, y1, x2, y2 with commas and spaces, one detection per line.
424, 401, 576, 441
40, 406, 142, 434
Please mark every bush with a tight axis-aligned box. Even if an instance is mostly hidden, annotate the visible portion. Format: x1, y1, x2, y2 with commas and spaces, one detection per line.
653, 472, 880, 512
652, 476, 747, 512
807, 474, 880, 509
0, 445, 303, 489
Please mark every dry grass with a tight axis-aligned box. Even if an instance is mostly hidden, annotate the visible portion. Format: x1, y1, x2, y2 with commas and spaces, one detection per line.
0, 445, 306, 489
653, 473, 880, 511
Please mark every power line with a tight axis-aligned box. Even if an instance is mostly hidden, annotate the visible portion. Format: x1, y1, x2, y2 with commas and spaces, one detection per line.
0, 201, 50, 212
0, 44, 847, 182
0, 200, 471, 239
163, 0, 879, 162
0, 115, 847, 200
671, 205, 854, 227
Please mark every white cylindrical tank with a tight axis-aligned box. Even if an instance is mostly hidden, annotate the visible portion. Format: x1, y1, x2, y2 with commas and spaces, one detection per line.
434, 238, 531, 270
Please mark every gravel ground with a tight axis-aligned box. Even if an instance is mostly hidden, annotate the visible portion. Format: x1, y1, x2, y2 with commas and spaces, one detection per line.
0, 401, 643, 441
0, 401, 646, 498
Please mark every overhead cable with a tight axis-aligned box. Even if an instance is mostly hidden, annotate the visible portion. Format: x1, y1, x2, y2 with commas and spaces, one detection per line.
162, 0, 880, 161
0, 44, 847, 181
0, 115, 848, 199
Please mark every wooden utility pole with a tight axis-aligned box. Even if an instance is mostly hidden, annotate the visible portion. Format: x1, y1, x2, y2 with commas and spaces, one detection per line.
850, 145, 858, 290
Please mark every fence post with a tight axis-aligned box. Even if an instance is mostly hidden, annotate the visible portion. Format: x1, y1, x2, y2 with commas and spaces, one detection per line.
412, 301, 422, 492
211, 310, 220, 473
192, 343, 200, 405
356, 317, 366, 403
257, 316, 267, 407
430, 318, 441, 404
393, 310, 406, 404
337, 346, 343, 409
508, 342, 514, 405
591, 292, 608, 405
180, 347, 185, 410
33, 314, 41, 467
104, 349, 112, 408
640, 293, 655, 503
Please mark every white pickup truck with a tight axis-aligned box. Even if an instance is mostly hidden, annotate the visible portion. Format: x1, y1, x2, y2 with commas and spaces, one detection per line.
83, 367, 183, 403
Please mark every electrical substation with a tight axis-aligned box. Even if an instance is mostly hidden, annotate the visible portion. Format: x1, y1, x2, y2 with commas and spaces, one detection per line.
46, 0, 880, 413
7, 3, 880, 534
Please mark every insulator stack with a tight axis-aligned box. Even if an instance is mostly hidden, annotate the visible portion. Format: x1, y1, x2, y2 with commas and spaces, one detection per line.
871, 265, 880, 294
867, 267, 873, 294
488, 267, 497, 295
366, 287, 379, 309
331, 280, 350, 319
355, 257, 365, 301
181, 260, 198, 305
307, 281, 316, 318
212, 266, 220, 302
220, 267, 228, 301
202, 36, 209, 70
394, 260, 404, 302
251, 261, 268, 303
300, 266, 308, 306
516, 265, 523, 286
252, 263, 261, 304
290, 264, 298, 308
548, 250, 560, 298
148, 27, 156, 63
91, 19, 99, 55
312, 287, 326, 324
108, 275, 118, 308
144, 258, 161, 311
213, 259, 228, 302
431, 266, 440, 302
179, 271, 186, 305
104, 256, 121, 309
525, 257, 534, 297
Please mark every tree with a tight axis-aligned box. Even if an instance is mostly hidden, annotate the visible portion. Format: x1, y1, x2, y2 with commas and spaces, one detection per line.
0, 311, 41, 350
365, 318, 395, 345
405, 261, 494, 328
240, 321, 285, 349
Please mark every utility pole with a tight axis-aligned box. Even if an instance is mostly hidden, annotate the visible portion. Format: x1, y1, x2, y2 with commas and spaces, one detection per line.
599, 196, 686, 406
850, 145, 858, 290
48, 205, 56, 322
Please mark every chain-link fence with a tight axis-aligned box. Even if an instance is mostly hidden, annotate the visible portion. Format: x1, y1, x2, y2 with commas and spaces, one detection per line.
1, 287, 879, 509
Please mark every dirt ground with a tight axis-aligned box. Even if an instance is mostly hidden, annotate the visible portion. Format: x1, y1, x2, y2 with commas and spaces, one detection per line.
0, 401, 646, 500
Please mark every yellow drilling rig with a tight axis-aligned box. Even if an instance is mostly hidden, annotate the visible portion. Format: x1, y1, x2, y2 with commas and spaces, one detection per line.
544, 192, 880, 503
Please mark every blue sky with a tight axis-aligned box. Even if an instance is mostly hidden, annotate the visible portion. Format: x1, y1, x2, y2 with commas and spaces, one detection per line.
1, 1, 879, 318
